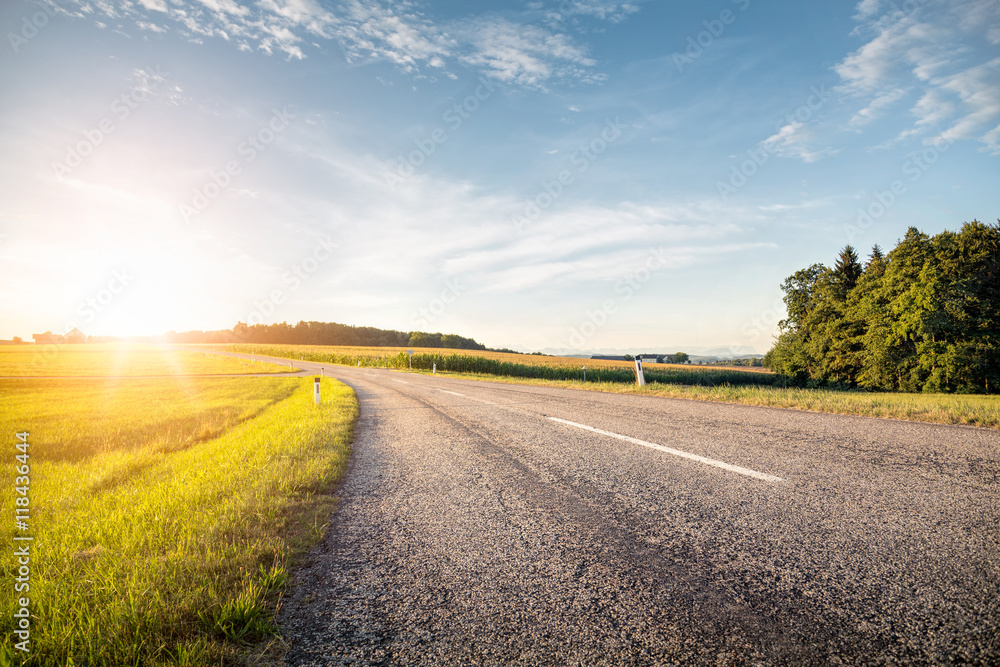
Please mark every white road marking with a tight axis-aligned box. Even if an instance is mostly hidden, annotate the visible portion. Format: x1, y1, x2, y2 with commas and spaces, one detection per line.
436, 389, 466, 396
392, 379, 410, 384
547, 417, 784, 483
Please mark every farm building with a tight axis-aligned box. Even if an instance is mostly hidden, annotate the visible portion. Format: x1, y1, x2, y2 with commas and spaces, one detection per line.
32, 327, 87, 344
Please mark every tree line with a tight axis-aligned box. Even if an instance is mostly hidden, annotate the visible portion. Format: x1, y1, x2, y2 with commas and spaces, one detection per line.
229, 320, 487, 350
764, 220, 1000, 393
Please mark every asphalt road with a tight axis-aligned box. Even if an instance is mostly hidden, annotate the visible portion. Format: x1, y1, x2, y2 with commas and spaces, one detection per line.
250, 356, 1000, 665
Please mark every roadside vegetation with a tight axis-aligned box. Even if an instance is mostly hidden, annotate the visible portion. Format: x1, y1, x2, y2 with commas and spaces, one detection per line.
766, 220, 999, 393
0, 348, 357, 665
227, 344, 776, 387
229, 344, 999, 429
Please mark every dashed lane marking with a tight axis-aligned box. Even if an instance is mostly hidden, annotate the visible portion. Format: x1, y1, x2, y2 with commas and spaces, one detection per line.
547, 417, 784, 483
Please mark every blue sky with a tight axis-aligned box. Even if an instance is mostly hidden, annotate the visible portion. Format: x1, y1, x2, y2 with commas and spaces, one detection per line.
1, 0, 997, 354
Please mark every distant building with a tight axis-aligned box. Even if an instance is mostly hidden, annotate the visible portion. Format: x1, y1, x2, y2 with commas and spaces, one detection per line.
32, 327, 86, 344
64, 327, 86, 343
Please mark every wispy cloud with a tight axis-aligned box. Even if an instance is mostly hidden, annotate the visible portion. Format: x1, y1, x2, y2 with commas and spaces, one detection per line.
836, 0, 1000, 152
551, 1, 640, 23
455, 17, 599, 88
760, 122, 838, 163
57, 0, 635, 88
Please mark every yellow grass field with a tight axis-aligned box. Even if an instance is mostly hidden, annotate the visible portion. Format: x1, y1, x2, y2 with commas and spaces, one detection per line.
0, 343, 290, 377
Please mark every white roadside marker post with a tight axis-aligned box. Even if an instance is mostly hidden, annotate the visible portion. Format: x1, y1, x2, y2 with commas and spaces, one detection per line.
583, 366, 587, 382
407, 349, 414, 369
314, 377, 321, 405
634, 357, 646, 386
433, 363, 436, 374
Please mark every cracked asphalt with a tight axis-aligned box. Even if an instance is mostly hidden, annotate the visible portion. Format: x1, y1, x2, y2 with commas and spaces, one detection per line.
264, 359, 999, 665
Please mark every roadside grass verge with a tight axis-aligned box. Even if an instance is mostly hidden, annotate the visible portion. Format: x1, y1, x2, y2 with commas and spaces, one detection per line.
0, 376, 357, 665
404, 370, 1000, 429
0, 343, 290, 377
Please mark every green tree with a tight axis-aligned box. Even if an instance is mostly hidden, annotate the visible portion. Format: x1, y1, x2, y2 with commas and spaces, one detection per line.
768, 221, 1000, 393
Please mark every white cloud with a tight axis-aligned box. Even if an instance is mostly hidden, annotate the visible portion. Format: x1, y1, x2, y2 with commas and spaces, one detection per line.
333, 1, 452, 71
760, 122, 838, 163
138, 0, 169, 12
556, 1, 640, 23
849, 87, 908, 127
853, 0, 881, 20
456, 18, 596, 89
835, 0, 1000, 152
136, 20, 166, 33
57, 0, 634, 88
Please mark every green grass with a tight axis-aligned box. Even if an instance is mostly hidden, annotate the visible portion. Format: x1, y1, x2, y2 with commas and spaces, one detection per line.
0, 343, 290, 377
0, 374, 357, 665
404, 369, 1000, 429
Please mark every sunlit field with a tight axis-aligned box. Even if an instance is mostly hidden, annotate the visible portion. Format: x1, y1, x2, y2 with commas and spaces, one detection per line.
0, 343, 290, 377
0, 348, 358, 665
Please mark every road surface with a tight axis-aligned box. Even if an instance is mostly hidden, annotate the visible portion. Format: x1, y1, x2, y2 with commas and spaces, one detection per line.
232, 355, 999, 665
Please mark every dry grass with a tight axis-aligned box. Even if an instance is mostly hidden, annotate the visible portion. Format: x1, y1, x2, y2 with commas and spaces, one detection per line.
0, 343, 289, 377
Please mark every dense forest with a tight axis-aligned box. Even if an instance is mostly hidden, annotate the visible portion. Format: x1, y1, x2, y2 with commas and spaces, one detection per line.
226, 320, 487, 350
764, 220, 1000, 393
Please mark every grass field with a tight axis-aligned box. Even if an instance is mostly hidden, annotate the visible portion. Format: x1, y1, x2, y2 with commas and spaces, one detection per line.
0, 346, 358, 665
0, 343, 291, 377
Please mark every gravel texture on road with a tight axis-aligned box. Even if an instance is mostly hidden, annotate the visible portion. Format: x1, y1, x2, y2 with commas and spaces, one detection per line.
271, 361, 999, 665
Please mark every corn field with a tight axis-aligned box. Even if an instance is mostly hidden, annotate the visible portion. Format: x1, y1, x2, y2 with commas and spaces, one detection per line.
227, 344, 782, 387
